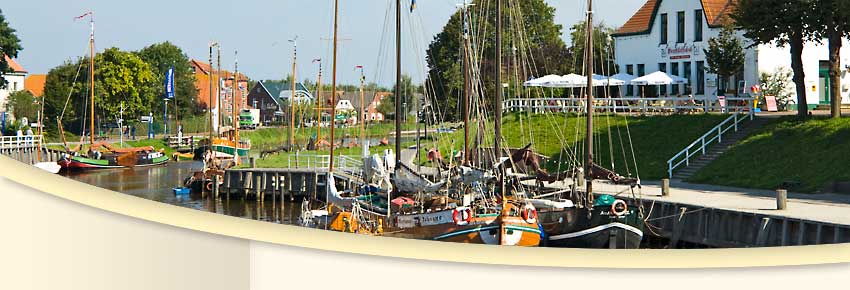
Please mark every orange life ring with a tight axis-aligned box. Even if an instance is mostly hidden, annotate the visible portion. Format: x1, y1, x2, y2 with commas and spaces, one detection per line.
521, 206, 538, 224
452, 208, 473, 225
611, 199, 628, 216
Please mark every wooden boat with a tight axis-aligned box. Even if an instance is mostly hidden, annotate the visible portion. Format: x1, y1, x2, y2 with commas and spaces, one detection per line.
171, 151, 195, 161
423, 203, 541, 246
546, 194, 643, 249
210, 130, 250, 157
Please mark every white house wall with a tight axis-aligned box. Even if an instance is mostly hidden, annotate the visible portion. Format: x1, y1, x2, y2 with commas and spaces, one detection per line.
0, 73, 26, 113
757, 38, 850, 105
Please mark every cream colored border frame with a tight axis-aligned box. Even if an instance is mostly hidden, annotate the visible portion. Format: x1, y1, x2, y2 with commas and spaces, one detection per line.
2, 156, 848, 268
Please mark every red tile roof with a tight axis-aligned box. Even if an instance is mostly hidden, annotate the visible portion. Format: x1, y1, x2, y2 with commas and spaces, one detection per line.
613, 0, 737, 36
4, 55, 27, 73
25, 74, 46, 96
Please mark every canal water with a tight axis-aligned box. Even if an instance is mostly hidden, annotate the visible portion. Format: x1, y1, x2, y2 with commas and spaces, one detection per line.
61, 161, 305, 225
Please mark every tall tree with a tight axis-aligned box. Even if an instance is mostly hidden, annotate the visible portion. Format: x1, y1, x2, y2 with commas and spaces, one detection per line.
425, 0, 568, 121
135, 41, 200, 117
43, 59, 86, 134
703, 25, 746, 96
7, 90, 37, 120
733, 0, 815, 118
569, 20, 617, 76
95, 47, 158, 120
0, 9, 23, 89
812, 0, 850, 118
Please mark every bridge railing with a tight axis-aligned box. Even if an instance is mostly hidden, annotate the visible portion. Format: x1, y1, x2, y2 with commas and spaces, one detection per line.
0, 135, 43, 149
667, 110, 754, 178
503, 96, 755, 114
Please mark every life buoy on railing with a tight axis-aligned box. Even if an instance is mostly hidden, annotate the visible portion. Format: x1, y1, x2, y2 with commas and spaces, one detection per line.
452, 207, 473, 225
205, 181, 214, 192
611, 199, 628, 216
521, 206, 538, 224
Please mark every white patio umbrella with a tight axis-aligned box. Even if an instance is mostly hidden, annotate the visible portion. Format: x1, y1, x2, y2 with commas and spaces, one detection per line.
548, 73, 586, 88
593, 74, 626, 86
523, 74, 564, 87
609, 73, 636, 84
630, 71, 687, 85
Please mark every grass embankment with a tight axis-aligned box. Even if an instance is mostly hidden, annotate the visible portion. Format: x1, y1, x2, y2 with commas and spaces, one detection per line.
241, 121, 419, 151
689, 117, 850, 193
416, 112, 728, 180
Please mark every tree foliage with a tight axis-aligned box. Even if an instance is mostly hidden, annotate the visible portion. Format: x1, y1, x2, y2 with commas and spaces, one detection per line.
378, 74, 417, 121
732, 0, 815, 117
425, 0, 568, 121
569, 20, 617, 76
7, 90, 37, 120
811, 0, 850, 118
703, 25, 745, 95
135, 41, 200, 117
0, 9, 23, 89
95, 47, 157, 119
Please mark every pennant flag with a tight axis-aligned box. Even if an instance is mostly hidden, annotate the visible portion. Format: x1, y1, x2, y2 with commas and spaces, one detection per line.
355, 65, 363, 69
74, 11, 92, 20
165, 67, 175, 98
312, 58, 322, 63
410, 0, 416, 12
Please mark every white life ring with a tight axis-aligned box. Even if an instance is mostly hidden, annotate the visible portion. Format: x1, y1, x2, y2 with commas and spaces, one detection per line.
452, 207, 473, 225
611, 199, 628, 216
521, 205, 538, 224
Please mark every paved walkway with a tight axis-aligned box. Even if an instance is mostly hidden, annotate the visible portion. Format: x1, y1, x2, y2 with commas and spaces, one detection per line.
543, 179, 850, 226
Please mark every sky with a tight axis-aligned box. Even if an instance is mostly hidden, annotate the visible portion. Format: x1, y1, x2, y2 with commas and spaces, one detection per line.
3, 0, 644, 86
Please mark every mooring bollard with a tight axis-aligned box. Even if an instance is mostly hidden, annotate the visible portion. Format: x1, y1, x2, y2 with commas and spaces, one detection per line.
661, 178, 670, 197
776, 189, 788, 210
249, 157, 256, 168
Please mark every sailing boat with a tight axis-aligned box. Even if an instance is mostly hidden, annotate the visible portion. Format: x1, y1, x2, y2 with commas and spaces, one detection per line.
58, 12, 169, 170
542, 0, 644, 249
208, 50, 251, 163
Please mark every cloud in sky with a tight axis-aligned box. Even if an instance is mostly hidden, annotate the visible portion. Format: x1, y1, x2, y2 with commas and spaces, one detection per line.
3, 0, 642, 86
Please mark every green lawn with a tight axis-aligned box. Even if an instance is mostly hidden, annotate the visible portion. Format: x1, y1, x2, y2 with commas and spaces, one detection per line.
688, 117, 850, 193
417, 112, 728, 180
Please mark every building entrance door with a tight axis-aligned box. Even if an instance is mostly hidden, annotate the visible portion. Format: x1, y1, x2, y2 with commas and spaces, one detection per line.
819, 61, 830, 105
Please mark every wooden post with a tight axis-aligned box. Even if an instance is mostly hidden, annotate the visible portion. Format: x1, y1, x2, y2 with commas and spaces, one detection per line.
756, 217, 771, 247
661, 178, 670, 197
776, 189, 787, 210
213, 175, 220, 199
250, 157, 256, 168
224, 171, 231, 199
669, 207, 688, 248
261, 172, 267, 202
287, 172, 293, 201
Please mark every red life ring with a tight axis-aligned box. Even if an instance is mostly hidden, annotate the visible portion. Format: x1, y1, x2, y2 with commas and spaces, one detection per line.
611, 199, 628, 216
205, 181, 214, 192
521, 206, 538, 224
452, 208, 473, 225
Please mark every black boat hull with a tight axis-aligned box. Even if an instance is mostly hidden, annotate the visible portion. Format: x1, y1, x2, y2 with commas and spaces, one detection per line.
546, 221, 643, 249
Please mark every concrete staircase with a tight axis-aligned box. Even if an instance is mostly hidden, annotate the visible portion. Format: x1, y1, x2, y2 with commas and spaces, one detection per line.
673, 117, 770, 180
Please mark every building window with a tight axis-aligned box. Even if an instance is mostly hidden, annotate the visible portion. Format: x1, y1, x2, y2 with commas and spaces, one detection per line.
671, 63, 680, 94
696, 61, 705, 95
677, 11, 685, 43
683, 62, 692, 95
12, 82, 17, 91
694, 10, 703, 42
658, 63, 667, 95
626, 65, 634, 96
660, 13, 668, 45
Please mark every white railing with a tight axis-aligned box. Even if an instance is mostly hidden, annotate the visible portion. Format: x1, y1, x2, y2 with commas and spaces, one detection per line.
167, 135, 202, 148
667, 110, 754, 178
503, 96, 755, 114
285, 154, 363, 172
0, 135, 43, 149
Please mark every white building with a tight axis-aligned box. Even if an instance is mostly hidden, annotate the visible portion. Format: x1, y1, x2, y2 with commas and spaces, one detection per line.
1, 55, 27, 113
613, 0, 850, 109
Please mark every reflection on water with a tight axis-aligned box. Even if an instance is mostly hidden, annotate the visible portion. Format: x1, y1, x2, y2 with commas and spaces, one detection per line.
61, 161, 304, 225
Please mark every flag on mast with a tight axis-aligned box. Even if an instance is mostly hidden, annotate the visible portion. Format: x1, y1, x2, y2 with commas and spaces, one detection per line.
165, 67, 175, 98
74, 11, 92, 20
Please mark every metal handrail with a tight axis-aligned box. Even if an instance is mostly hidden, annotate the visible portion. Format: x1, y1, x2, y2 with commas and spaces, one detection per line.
667, 110, 754, 178
0, 135, 43, 149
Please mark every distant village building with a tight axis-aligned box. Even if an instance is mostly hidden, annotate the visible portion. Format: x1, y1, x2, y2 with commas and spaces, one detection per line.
365, 92, 391, 122
245, 81, 313, 125
1, 55, 27, 115
190, 59, 250, 118
613, 0, 850, 108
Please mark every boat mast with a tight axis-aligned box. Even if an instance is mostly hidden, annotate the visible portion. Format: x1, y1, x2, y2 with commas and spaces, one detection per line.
208, 42, 216, 147
89, 15, 95, 146
315, 60, 323, 143
329, 0, 339, 172
234, 50, 240, 164
358, 66, 365, 144
290, 37, 298, 149
392, 0, 401, 219
461, 1, 470, 166
495, 0, 505, 246
217, 46, 222, 136
584, 0, 594, 198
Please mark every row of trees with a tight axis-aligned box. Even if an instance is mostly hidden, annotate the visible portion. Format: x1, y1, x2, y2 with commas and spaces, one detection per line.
41, 42, 199, 135
733, 0, 850, 119
0, 9, 22, 90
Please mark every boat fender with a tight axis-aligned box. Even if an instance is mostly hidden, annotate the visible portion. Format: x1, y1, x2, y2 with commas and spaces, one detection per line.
452, 208, 473, 225
521, 206, 537, 224
611, 199, 628, 216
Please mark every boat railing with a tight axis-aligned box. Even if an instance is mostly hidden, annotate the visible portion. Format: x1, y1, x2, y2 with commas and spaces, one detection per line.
0, 135, 43, 149
502, 96, 755, 114
666, 109, 754, 178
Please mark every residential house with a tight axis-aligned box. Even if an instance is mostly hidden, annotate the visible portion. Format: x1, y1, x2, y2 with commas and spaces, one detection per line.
190, 59, 250, 119
246, 81, 314, 125
24, 74, 46, 97
1, 55, 27, 114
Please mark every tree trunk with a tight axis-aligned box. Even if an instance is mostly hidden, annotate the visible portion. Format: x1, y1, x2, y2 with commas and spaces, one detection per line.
790, 33, 808, 118
828, 30, 843, 118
